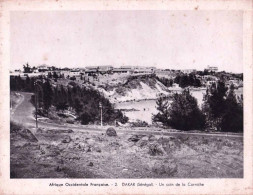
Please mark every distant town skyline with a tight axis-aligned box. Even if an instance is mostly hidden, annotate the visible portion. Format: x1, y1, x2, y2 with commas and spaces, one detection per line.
11, 11, 243, 73
13, 63, 216, 72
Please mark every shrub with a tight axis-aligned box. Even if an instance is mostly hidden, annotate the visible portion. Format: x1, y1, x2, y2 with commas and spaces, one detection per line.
131, 120, 149, 127
113, 110, 129, 124
79, 112, 92, 125
66, 119, 75, 124
70, 76, 76, 81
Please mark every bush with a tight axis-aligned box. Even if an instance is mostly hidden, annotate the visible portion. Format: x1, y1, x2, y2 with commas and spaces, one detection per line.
70, 76, 76, 81
113, 110, 128, 124
80, 112, 92, 125
131, 120, 149, 127
66, 119, 75, 124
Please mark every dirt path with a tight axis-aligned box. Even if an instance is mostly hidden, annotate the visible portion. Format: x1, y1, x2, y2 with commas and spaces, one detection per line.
11, 92, 35, 125
10, 92, 24, 115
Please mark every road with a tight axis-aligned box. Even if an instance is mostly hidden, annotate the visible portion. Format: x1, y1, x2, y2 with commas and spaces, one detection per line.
11, 92, 35, 125
11, 92, 243, 139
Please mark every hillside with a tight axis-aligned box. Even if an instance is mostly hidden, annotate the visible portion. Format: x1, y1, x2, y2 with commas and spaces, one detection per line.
97, 75, 170, 103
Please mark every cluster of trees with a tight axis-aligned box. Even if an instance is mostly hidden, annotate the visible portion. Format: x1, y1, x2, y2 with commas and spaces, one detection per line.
50, 81, 128, 125
47, 72, 64, 81
23, 63, 33, 73
153, 90, 205, 130
202, 81, 243, 132
10, 75, 36, 92
10, 76, 128, 125
174, 74, 202, 88
153, 80, 243, 132
156, 77, 173, 87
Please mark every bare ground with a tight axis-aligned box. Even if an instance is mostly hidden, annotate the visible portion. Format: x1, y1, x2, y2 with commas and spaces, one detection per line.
10, 125, 243, 178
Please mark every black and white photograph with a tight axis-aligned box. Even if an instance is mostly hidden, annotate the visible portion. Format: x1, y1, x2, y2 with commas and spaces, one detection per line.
1, 1, 252, 194
9, 10, 245, 179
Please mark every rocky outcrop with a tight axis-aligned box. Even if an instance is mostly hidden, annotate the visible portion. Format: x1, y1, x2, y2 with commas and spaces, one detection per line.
106, 127, 117, 137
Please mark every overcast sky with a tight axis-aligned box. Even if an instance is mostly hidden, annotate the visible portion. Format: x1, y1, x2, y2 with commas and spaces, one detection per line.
10, 11, 243, 73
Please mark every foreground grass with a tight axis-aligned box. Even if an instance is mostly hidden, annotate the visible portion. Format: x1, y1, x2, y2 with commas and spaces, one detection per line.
10, 124, 243, 178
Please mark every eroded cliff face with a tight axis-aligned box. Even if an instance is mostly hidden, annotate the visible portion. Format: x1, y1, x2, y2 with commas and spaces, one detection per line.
97, 76, 169, 103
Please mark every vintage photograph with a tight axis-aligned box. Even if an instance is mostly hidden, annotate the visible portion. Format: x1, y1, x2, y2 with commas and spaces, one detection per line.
10, 10, 243, 178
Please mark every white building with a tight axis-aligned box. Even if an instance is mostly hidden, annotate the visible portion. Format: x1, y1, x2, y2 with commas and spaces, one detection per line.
37, 64, 49, 72
181, 69, 196, 74
133, 66, 156, 74
113, 67, 133, 74
207, 65, 218, 72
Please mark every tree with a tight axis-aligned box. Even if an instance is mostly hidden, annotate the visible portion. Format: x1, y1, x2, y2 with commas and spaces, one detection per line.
53, 72, 59, 79
220, 85, 243, 132
34, 81, 44, 108
70, 76, 76, 81
114, 110, 128, 124
74, 98, 83, 114
156, 76, 173, 87
152, 95, 170, 126
79, 112, 92, 125
11, 74, 128, 125
202, 80, 228, 129
168, 90, 205, 130
179, 75, 189, 88
42, 79, 53, 114
23, 63, 32, 73
153, 90, 205, 130
47, 72, 52, 78
174, 74, 201, 88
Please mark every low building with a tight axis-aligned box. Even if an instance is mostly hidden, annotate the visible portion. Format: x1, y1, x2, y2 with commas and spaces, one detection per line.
181, 69, 196, 74
133, 66, 155, 74
85, 65, 113, 74
85, 69, 97, 74
112, 68, 133, 74
37, 65, 49, 72
207, 65, 218, 72
99, 65, 113, 73
155, 69, 171, 75
69, 69, 80, 77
